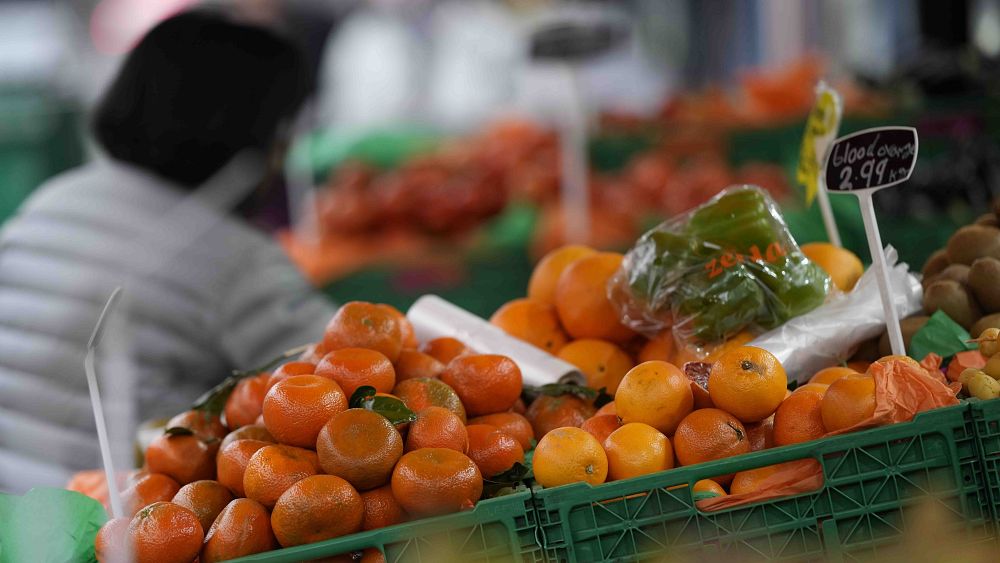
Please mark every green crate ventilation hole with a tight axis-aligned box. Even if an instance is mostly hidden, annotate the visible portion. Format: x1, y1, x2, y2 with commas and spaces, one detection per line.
971, 399, 1000, 524
530, 404, 996, 563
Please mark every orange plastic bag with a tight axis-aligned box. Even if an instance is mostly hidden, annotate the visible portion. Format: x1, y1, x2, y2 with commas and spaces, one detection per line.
696, 356, 960, 511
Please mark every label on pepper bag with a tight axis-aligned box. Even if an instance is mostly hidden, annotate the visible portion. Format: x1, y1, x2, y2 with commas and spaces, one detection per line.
610, 186, 831, 347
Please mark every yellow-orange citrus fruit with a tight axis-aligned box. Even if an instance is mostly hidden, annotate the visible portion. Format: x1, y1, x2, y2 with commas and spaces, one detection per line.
528, 244, 597, 305
801, 242, 863, 292
532, 427, 608, 488
708, 346, 787, 423
615, 361, 693, 435
772, 385, 827, 446
554, 252, 635, 343
557, 339, 634, 394
820, 374, 876, 432
603, 423, 674, 481
490, 298, 569, 354
673, 408, 750, 467
809, 366, 859, 385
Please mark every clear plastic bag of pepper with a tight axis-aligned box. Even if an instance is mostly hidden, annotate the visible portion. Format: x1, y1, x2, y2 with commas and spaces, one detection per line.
609, 185, 831, 348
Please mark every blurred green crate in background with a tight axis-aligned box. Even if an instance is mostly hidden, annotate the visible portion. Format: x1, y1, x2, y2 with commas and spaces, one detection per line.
0, 88, 84, 225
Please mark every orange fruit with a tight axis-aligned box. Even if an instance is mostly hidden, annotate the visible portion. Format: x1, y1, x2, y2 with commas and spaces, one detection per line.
465, 424, 525, 477
393, 377, 467, 422
361, 484, 407, 531
316, 408, 404, 491
871, 354, 922, 371
526, 394, 596, 440
795, 382, 831, 395
361, 548, 387, 563
262, 374, 347, 447
820, 374, 876, 432
216, 439, 271, 497
243, 444, 319, 508
394, 349, 445, 381
391, 448, 483, 516
420, 337, 469, 364
603, 423, 674, 481
511, 397, 528, 415
580, 414, 621, 445
298, 341, 328, 364
692, 479, 727, 499
595, 401, 616, 417
468, 412, 534, 450
405, 406, 468, 453
730, 464, 782, 495
271, 475, 364, 548
490, 298, 569, 354
615, 361, 693, 435
95, 517, 129, 563
773, 385, 827, 446
557, 339, 633, 394
323, 301, 403, 362
219, 424, 274, 451
528, 244, 596, 305
708, 346, 787, 423
128, 502, 203, 563
201, 498, 276, 563
801, 242, 863, 292
533, 427, 608, 488
166, 410, 227, 442
171, 480, 234, 534
440, 354, 523, 416
224, 373, 271, 429
704, 331, 757, 363
809, 366, 858, 385
122, 473, 180, 517
378, 303, 418, 349
554, 252, 635, 343
146, 434, 215, 485
673, 408, 750, 467
266, 361, 316, 393
637, 332, 675, 364
847, 360, 871, 373
316, 347, 396, 397
745, 415, 775, 452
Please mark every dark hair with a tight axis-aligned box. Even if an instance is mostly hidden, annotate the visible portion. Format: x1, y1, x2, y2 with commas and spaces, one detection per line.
93, 11, 313, 186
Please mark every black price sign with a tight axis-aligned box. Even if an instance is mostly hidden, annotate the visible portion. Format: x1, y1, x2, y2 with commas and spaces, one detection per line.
823, 126, 918, 193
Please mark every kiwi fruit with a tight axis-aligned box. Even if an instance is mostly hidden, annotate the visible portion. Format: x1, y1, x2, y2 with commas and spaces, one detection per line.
946, 225, 1000, 265
877, 315, 930, 357
922, 249, 950, 279
969, 257, 1000, 313
923, 263, 970, 289
923, 279, 982, 329
973, 313, 1000, 337
976, 213, 1000, 228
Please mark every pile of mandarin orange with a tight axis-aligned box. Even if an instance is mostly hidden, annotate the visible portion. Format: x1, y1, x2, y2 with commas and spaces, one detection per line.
95, 244, 888, 563
492, 244, 887, 498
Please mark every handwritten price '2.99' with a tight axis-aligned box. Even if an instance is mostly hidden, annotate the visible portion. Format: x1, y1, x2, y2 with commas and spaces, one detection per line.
837, 158, 910, 190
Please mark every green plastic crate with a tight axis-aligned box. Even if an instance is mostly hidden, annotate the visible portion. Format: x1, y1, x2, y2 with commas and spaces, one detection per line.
532, 404, 995, 562
970, 398, 1000, 523
227, 488, 542, 563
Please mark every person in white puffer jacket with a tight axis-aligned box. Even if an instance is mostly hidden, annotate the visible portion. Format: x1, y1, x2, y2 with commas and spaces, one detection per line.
0, 11, 335, 493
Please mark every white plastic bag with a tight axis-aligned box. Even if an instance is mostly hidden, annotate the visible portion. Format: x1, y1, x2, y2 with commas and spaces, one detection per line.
748, 246, 922, 382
